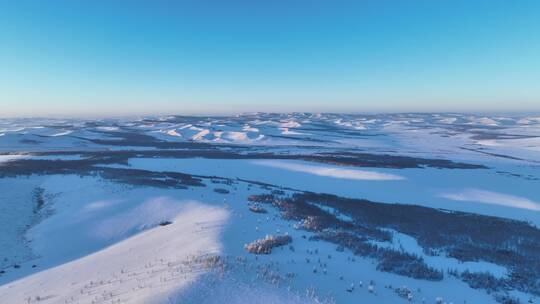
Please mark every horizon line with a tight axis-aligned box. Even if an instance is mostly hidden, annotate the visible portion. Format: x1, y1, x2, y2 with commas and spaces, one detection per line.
1, 110, 540, 120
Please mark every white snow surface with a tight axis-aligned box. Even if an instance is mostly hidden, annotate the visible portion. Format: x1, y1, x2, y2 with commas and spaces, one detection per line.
0, 201, 228, 304
253, 160, 405, 181
440, 189, 540, 211
2, 112, 540, 304
2, 113, 540, 158
0, 154, 26, 164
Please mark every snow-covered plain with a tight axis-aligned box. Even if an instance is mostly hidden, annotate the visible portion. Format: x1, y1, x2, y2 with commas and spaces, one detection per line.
1, 113, 540, 304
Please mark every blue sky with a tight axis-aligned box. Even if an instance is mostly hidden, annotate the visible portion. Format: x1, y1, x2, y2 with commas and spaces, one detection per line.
1, 1, 539, 117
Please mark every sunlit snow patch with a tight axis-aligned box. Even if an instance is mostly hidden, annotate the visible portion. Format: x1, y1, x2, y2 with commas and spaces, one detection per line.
94, 197, 187, 240
279, 121, 301, 128
0, 201, 229, 304
242, 125, 259, 132
50, 130, 73, 137
166, 129, 182, 137
192, 129, 210, 140
0, 154, 26, 164
253, 160, 404, 181
280, 128, 308, 135
440, 189, 540, 211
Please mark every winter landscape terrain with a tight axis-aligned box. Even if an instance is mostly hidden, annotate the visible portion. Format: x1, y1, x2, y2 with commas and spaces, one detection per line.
0, 112, 539, 304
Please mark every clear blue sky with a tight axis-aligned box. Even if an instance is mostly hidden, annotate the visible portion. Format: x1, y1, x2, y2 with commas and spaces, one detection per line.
1, 1, 539, 117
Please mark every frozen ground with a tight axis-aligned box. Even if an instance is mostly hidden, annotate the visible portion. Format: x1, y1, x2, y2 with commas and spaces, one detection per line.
0, 200, 228, 304
1, 113, 539, 304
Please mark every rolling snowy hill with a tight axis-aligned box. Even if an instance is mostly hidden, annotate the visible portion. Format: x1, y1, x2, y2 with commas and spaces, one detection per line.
1, 113, 539, 304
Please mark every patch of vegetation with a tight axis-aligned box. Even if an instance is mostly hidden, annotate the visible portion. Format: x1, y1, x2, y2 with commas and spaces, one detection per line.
244, 235, 292, 254
32, 187, 45, 213
459, 270, 508, 293
313, 231, 443, 281
249, 194, 441, 281
0, 158, 205, 189
249, 191, 540, 297
213, 188, 230, 194
248, 204, 267, 214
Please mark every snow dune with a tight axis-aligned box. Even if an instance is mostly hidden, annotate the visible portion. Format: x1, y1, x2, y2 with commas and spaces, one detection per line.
439, 117, 457, 124
440, 189, 540, 211
242, 125, 259, 132
467, 117, 499, 126
50, 130, 73, 137
279, 121, 301, 128
517, 117, 540, 125
96, 126, 119, 131
214, 131, 248, 142
280, 128, 306, 135
166, 129, 182, 137
253, 160, 404, 181
192, 129, 210, 140
0, 201, 229, 304
333, 119, 366, 130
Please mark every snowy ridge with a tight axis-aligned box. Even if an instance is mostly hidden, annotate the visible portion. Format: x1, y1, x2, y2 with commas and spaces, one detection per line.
0, 202, 228, 304
1, 113, 539, 160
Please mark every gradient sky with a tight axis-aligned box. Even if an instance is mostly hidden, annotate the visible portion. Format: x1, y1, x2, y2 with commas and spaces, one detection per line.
1, 1, 539, 117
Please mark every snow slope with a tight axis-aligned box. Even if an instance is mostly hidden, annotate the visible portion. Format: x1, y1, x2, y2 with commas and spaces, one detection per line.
0, 202, 228, 304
